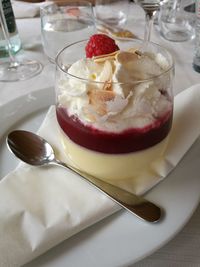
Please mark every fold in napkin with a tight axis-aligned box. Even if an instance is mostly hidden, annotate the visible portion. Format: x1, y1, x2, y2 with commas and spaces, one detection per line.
1, 84, 200, 267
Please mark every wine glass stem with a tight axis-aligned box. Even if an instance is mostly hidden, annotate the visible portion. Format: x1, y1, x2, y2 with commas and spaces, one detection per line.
0, 2, 18, 66
170, 0, 181, 22
172, 0, 181, 11
144, 11, 155, 43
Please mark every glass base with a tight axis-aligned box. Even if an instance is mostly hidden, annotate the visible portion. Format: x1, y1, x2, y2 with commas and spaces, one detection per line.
160, 29, 194, 42
0, 34, 21, 58
0, 60, 43, 82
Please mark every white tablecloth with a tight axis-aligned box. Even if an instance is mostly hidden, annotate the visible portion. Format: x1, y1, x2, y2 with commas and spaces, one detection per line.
1, 3, 200, 267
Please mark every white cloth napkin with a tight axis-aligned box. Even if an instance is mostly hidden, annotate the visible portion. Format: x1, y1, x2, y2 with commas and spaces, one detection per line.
12, 1, 45, 18
1, 84, 200, 267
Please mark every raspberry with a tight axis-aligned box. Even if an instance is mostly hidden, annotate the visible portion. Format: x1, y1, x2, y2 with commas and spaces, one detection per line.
85, 34, 119, 58
66, 7, 80, 17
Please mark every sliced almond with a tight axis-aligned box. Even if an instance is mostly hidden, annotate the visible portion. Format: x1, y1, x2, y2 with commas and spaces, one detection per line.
116, 51, 139, 65
94, 56, 114, 63
94, 50, 119, 63
102, 80, 112, 91
88, 89, 115, 115
98, 60, 113, 84
94, 50, 119, 60
135, 50, 142, 57
128, 47, 139, 54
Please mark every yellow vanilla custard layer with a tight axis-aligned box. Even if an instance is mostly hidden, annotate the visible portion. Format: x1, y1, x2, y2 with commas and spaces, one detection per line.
59, 129, 169, 181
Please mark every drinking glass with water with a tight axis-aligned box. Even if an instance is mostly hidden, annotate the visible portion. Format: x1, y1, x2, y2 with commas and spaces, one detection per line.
40, 0, 96, 63
158, 0, 195, 42
94, 0, 130, 28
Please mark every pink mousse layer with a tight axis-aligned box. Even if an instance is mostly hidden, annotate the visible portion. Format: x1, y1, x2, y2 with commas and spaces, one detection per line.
56, 107, 173, 154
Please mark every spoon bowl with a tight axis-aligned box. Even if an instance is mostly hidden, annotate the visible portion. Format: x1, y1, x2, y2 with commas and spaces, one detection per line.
7, 130, 55, 166
7, 130, 162, 223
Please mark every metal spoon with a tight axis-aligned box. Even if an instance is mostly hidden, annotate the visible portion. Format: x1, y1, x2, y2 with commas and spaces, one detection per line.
7, 130, 162, 223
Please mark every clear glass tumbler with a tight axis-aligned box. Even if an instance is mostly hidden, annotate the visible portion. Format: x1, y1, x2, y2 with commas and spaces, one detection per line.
40, 0, 96, 62
94, 0, 130, 27
158, 0, 195, 42
55, 38, 174, 181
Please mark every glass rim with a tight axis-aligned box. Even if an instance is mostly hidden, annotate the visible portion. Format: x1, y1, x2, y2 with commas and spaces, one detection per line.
40, 0, 93, 12
55, 38, 175, 85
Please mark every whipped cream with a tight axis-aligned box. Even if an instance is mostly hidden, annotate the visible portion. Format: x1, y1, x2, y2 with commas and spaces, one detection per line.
58, 48, 172, 132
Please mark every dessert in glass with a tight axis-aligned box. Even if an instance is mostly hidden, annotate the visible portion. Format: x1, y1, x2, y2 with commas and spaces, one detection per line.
55, 34, 174, 181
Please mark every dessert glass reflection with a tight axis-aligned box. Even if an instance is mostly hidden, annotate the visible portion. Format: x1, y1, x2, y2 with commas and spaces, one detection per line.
55, 38, 174, 181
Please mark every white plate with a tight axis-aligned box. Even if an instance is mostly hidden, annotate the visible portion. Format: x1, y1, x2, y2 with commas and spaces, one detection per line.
1, 87, 200, 267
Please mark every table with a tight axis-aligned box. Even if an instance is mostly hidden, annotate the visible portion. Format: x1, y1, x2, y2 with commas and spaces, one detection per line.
1, 3, 200, 267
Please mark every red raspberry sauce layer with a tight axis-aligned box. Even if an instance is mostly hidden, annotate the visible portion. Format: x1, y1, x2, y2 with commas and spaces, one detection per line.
56, 107, 173, 154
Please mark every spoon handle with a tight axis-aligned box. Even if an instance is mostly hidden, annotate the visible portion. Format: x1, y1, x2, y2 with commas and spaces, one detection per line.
54, 159, 162, 223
